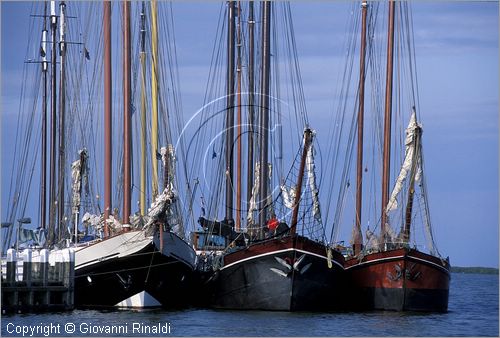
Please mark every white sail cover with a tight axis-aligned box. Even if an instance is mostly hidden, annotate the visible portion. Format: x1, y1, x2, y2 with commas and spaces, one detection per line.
386, 111, 422, 213
306, 135, 322, 222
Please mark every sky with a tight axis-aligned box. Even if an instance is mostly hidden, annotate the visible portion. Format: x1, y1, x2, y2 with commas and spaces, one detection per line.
1, 1, 498, 268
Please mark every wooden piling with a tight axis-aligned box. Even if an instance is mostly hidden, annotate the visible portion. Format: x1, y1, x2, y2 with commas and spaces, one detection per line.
1, 248, 75, 314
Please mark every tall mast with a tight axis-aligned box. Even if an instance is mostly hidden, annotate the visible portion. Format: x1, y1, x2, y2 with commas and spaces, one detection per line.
258, 0, 271, 231
40, 2, 48, 230
122, 0, 132, 230
290, 129, 313, 235
235, 1, 242, 231
151, 0, 159, 199
246, 1, 255, 222
381, 0, 396, 242
48, 0, 58, 246
225, 1, 236, 223
57, 1, 67, 242
139, 2, 147, 215
354, 1, 368, 256
103, 0, 112, 237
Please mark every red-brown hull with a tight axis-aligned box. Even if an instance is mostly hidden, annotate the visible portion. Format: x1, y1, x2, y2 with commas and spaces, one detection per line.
345, 248, 450, 311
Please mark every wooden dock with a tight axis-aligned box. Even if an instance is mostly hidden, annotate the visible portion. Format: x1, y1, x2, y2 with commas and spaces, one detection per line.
1, 248, 75, 314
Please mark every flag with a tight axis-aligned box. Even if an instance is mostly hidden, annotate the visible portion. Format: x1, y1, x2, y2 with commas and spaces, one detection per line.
212, 147, 217, 159
84, 47, 90, 60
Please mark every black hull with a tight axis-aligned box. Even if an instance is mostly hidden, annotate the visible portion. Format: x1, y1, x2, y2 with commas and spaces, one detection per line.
75, 230, 195, 309
207, 236, 345, 311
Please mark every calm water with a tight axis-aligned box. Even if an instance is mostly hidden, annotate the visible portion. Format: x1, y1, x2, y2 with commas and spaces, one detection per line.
2, 273, 498, 337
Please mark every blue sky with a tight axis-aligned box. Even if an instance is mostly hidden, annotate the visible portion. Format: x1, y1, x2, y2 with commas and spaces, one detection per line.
1, 1, 498, 267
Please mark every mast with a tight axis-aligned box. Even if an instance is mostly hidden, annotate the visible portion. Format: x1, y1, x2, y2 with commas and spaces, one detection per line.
103, 0, 112, 237
57, 1, 67, 242
235, 2, 242, 231
122, 0, 132, 230
290, 129, 313, 235
354, 1, 368, 256
225, 1, 236, 223
48, 0, 57, 246
140, 2, 147, 215
151, 0, 159, 199
40, 2, 48, 230
381, 0, 396, 243
246, 1, 255, 223
258, 0, 271, 231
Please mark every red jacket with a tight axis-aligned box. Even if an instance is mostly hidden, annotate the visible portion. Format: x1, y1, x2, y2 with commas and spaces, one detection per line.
267, 218, 279, 231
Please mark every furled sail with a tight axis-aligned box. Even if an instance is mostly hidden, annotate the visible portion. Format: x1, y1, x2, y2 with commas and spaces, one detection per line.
247, 162, 272, 224
71, 149, 89, 214
81, 212, 103, 233
247, 162, 260, 224
306, 134, 321, 222
160, 144, 184, 237
365, 228, 379, 251
143, 187, 176, 229
386, 110, 421, 213
161, 144, 176, 189
280, 184, 296, 209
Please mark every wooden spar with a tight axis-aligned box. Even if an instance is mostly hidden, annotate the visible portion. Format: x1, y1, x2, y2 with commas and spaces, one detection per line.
246, 1, 255, 226
151, 0, 159, 200
40, 2, 48, 230
48, 1, 57, 246
258, 0, 271, 233
290, 129, 313, 235
354, 1, 368, 256
140, 2, 147, 216
57, 1, 67, 242
225, 1, 236, 223
236, 1, 242, 231
381, 0, 395, 242
403, 124, 422, 243
122, 0, 132, 229
103, 0, 112, 237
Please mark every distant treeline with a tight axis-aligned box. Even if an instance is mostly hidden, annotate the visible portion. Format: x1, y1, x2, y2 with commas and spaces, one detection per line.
451, 266, 499, 275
